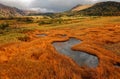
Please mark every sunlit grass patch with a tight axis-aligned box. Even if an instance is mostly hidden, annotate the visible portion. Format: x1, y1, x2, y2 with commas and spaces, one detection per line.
0, 33, 26, 45
110, 18, 120, 22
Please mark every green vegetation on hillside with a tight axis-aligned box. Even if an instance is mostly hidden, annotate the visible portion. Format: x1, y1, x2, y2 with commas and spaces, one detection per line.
79, 1, 120, 16
48, 1, 120, 17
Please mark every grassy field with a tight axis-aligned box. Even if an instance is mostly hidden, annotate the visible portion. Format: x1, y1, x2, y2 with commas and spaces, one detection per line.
0, 16, 120, 45
0, 16, 120, 79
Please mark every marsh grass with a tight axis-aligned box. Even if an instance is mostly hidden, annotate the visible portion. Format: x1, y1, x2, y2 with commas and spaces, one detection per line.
104, 42, 120, 55
0, 33, 26, 45
0, 16, 120, 45
0, 27, 33, 45
0, 16, 120, 79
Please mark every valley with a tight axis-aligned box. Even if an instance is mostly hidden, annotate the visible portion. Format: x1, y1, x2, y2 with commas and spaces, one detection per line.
0, 16, 120, 79
0, 1, 120, 79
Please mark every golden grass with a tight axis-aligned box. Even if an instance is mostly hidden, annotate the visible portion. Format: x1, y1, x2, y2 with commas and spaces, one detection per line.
0, 16, 120, 79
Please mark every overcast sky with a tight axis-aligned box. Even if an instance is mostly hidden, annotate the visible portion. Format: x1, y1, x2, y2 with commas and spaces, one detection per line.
0, 0, 119, 12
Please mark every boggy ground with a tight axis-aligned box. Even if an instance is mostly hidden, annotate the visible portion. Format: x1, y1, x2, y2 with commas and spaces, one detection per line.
0, 25, 120, 79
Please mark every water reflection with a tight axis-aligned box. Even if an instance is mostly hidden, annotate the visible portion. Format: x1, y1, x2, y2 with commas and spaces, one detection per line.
52, 38, 99, 67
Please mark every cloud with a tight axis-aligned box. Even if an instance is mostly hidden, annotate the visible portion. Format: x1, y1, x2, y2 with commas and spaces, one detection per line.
29, 0, 120, 12
31, 0, 86, 12
0, 0, 34, 9
0, 0, 120, 12
30, 8, 55, 13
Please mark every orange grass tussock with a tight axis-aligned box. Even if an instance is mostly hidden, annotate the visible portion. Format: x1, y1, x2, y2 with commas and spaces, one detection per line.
0, 25, 120, 79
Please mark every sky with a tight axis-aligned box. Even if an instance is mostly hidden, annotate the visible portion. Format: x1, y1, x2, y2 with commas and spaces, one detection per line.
0, 0, 119, 12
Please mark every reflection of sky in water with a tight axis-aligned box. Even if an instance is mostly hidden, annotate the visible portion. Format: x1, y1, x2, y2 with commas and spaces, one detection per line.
53, 38, 99, 67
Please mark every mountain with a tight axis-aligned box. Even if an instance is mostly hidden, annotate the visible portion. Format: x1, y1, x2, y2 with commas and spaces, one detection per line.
0, 3, 25, 17
31, 1, 120, 17
78, 1, 120, 16
71, 4, 93, 12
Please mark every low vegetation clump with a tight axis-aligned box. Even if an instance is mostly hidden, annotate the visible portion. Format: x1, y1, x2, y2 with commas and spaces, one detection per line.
17, 35, 30, 42
0, 23, 9, 30
17, 17, 33, 23
38, 18, 82, 25
0, 23, 33, 45
38, 19, 63, 25
0, 23, 9, 34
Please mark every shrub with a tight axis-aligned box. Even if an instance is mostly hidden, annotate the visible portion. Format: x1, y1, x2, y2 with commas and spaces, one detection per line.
17, 36, 30, 42
38, 20, 52, 25
0, 29, 4, 34
25, 18, 33, 23
17, 17, 33, 23
38, 18, 65, 25
0, 23, 9, 30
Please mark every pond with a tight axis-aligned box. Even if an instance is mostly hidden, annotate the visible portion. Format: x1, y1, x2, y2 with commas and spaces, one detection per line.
36, 34, 47, 37
52, 38, 99, 68
56, 34, 67, 37
114, 62, 120, 68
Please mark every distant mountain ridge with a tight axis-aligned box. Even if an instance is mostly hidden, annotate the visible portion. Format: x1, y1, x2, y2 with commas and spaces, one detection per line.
0, 3, 25, 17
0, 3, 40, 17
65, 1, 120, 16
77, 1, 120, 16
0, 1, 120, 17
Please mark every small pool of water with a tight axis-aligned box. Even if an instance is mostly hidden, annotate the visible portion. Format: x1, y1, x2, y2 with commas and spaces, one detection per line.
56, 34, 67, 37
114, 63, 120, 68
36, 34, 47, 37
52, 38, 99, 68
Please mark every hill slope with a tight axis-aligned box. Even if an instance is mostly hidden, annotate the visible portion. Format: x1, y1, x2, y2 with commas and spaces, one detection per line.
51, 1, 120, 17
78, 1, 120, 16
71, 4, 93, 12
0, 3, 25, 17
